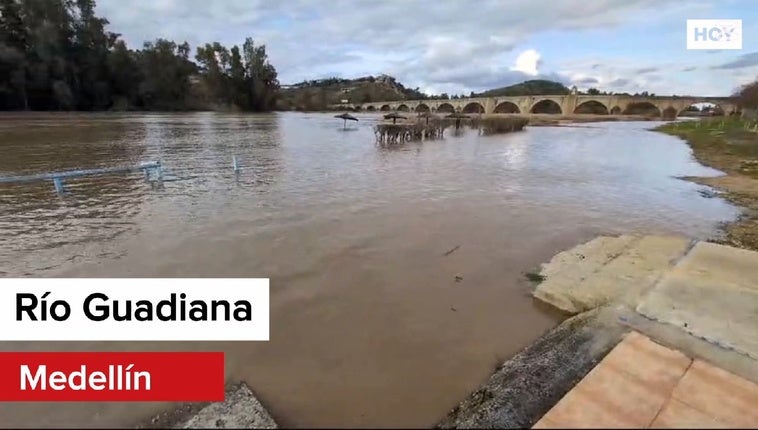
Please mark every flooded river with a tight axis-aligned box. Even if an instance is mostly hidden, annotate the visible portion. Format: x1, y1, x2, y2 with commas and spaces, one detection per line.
0, 112, 740, 428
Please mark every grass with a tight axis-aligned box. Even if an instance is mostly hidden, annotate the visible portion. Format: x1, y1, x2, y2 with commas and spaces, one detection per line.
478, 117, 529, 135
525, 269, 546, 284
657, 117, 758, 251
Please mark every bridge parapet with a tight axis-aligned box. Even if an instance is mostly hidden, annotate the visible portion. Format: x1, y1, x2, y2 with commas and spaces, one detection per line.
335, 94, 738, 117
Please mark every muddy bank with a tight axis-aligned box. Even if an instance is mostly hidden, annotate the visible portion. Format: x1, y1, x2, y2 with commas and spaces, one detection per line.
657, 118, 758, 251
438, 233, 758, 428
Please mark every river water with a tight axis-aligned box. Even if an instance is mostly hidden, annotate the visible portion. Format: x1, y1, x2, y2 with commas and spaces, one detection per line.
0, 112, 740, 428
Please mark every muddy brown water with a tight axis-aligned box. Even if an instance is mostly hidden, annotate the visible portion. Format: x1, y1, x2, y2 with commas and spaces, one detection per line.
0, 112, 740, 428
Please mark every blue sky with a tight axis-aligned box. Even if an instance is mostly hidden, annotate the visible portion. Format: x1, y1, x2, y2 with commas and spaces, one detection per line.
96, 0, 757, 96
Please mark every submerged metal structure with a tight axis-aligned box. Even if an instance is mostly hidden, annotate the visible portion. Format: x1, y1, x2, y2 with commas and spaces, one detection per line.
0, 161, 163, 194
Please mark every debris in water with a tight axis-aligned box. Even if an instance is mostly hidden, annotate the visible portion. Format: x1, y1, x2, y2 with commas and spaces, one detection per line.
443, 245, 461, 257
455, 275, 463, 282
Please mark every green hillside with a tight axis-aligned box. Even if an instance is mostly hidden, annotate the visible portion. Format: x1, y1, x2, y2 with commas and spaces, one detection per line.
475, 79, 571, 97
276, 75, 426, 111
275, 76, 573, 111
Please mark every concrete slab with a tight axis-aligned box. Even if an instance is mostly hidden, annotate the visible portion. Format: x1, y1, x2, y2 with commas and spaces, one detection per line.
658, 241, 758, 292
533, 235, 639, 313
176, 383, 278, 429
636, 242, 758, 361
671, 360, 758, 429
538, 235, 639, 280
533, 235, 691, 314
576, 236, 692, 307
534, 332, 758, 429
650, 398, 731, 429
618, 308, 758, 386
532, 332, 690, 429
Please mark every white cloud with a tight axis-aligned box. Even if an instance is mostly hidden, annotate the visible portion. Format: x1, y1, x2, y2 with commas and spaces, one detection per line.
511, 50, 541, 76
94, 0, 751, 96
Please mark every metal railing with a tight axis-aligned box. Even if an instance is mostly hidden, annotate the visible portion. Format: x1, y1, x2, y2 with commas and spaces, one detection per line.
0, 161, 163, 194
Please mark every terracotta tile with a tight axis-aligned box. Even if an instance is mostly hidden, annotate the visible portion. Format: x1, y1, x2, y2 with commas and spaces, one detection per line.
538, 356, 670, 428
603, 332, 692, 390
650, 398, 731, 428
672, 360, 758, 428
532, 415, 560, 428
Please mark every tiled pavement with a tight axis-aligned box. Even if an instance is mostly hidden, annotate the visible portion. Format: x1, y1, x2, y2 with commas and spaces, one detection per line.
533, 331, 758, 428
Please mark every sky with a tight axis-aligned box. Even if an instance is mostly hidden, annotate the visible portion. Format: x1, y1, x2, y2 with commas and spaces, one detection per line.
95, 0, 757, 97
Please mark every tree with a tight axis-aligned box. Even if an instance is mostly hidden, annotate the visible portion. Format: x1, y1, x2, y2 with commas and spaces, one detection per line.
242, 37, 278, 111
587, 87, 600, 95
138, 39, 196, 110
107, 40, 140, 109
72, 0, 119, 109
0, 0, 281, 112
735, 80, 758, 109
196, 42, 229, 104
0, 0, 28, 109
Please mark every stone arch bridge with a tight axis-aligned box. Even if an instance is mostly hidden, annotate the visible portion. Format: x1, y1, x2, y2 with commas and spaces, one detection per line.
334, 94, 738, 118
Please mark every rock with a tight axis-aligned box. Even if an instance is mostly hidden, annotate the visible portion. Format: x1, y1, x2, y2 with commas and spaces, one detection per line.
176, 383, 277, 429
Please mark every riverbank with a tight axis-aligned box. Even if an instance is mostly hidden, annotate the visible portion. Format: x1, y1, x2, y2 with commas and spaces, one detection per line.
656, 118, 758, 251
442, 235, 758, 427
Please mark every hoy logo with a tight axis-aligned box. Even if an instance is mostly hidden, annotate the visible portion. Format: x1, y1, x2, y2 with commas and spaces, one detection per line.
687, 19, 742, 50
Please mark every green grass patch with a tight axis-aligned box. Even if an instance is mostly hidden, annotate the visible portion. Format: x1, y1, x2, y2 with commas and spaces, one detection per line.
525, 269, 546, 284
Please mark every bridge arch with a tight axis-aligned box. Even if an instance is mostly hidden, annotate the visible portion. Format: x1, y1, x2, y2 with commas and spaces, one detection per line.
462, 102, 485, 114
662, 106, 678, 120
622, 102, 661, 117
610, 106, 621, 115
379, 104, 391, 111
415, 103, 430, 113
494, 101, 520, 113
397, 104, 410, 112
437, 103, 455, 113
366, 105, 376, 111
574, 100, 609, 115
530, 99, 562, 114
678, 101, 725, 117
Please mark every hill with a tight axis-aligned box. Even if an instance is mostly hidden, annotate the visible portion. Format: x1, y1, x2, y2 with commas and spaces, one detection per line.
474, 79, 571, 97
276, 75, 427, 111
275, 76, 573, 111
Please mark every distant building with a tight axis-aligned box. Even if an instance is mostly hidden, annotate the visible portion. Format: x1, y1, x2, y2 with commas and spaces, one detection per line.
340, 99, 349, 104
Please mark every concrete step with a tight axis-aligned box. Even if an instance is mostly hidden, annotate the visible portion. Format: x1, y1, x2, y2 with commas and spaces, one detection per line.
533, 235, 691, 314
636, 241, 758, 362
532, 235, 640, 313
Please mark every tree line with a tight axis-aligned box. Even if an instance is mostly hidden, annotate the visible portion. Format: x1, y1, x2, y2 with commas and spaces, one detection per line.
0, 0, 279, 111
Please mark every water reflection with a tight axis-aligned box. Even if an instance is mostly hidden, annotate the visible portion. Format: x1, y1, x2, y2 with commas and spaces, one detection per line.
0, 113, 739, 276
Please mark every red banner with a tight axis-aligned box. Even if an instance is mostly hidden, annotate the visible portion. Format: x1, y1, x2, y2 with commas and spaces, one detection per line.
0, 352, 224, 401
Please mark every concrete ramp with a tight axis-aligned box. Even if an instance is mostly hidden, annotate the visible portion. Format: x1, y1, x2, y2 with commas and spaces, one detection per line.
636, 241, 758, 361
533, 235, 692, 314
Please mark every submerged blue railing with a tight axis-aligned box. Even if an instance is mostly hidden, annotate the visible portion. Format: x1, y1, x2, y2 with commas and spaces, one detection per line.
0, 155, 248, 195
0, 161, 163, 194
